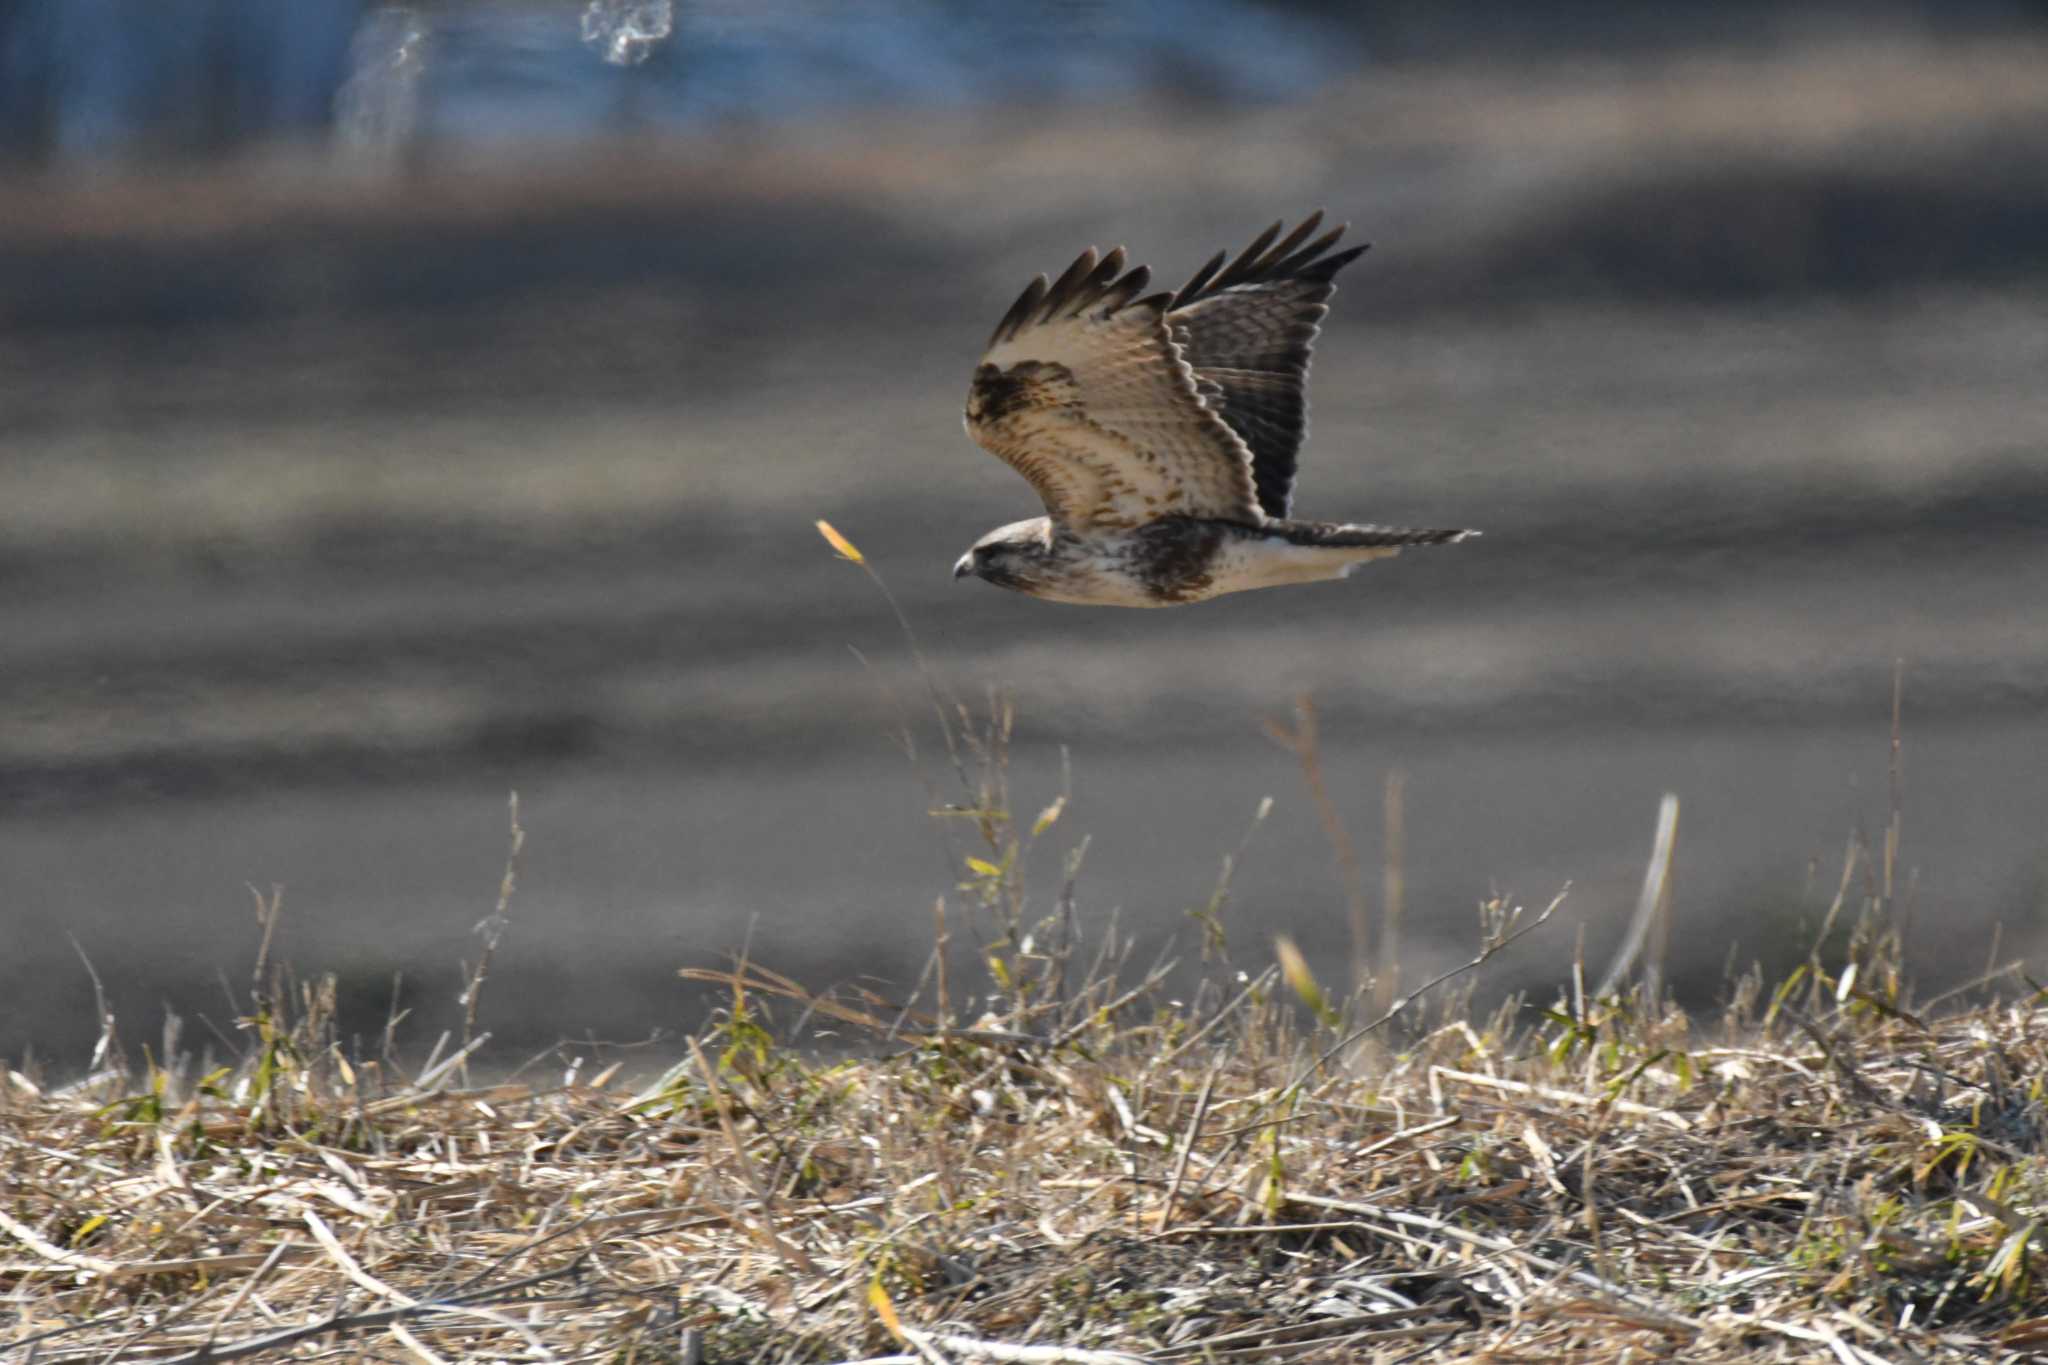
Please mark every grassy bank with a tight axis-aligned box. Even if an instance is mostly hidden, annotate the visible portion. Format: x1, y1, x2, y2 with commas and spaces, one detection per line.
3, 913, 2044, 1361
4, 673, 2044, 1363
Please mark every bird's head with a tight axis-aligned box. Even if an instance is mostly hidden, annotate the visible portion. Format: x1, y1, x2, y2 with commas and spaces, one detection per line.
953, 517, 1054, 591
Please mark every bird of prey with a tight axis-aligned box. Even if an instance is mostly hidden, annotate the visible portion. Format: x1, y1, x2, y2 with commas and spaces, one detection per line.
954, 212, 1475, 606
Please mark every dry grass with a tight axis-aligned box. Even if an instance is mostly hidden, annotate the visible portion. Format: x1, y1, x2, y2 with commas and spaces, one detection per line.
5, 717, 2047, 1363
4, 917, 2046, 1362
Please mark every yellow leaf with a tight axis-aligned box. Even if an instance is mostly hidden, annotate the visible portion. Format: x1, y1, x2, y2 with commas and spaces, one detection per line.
1274, 935, 1326, 1016
868, 1277, 905, 1341
965, 856, 1002, 878
1031, 796, 1067, 838
815, 519, 865, 564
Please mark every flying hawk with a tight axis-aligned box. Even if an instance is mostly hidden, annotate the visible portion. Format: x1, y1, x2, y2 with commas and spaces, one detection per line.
954, 213, 1475, 606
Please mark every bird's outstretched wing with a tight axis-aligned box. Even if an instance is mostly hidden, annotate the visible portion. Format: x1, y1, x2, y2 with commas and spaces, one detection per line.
1166, 212, 1367, 518
966, 247, 1263, 533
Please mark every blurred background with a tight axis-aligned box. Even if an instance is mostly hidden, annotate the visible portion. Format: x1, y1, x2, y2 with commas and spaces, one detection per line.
4, 0, 2046, 1069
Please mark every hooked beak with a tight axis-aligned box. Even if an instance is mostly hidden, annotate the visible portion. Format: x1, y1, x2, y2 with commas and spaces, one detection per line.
952, 552, 974, 581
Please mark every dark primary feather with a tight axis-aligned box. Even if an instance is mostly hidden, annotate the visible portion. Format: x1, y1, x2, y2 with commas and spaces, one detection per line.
1166, 211, 1369, 518
985, 246, 1159, 350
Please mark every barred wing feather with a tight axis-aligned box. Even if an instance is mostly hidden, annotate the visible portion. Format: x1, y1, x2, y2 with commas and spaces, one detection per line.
964, 247, 1263, 532
1166, 212, 1368, 518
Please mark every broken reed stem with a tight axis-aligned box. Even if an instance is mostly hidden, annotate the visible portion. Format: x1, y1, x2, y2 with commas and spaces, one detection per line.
1160, 1062, 1220, 1233
1263, 694, 1373, 998
1377, 769, 1406, 1018
459, 791, 525, 1080
933, 897, 951, 1035
1595, 793, 1680, 1001
247, 882, 284, 1010
1887, 656, 1906, 933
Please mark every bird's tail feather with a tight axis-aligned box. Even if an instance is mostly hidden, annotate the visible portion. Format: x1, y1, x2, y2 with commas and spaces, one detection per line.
1274, 520, 1479, 550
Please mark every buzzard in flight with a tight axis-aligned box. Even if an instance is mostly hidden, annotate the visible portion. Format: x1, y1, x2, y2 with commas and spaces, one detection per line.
954, 212, 1475, 606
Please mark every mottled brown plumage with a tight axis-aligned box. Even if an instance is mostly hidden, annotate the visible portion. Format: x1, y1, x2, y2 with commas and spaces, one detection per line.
955, 213, 1476, 607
